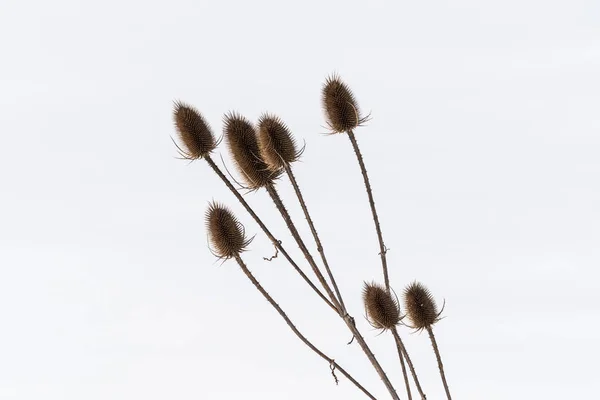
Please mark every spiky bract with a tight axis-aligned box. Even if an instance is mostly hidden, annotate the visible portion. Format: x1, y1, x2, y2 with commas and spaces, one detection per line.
322, 74, 366, 133
363, 282, 401, 331
173, 101, 216, 159
224, 112, 280, 189
257, 113, 301, 170
403, 282, 442, 332
205, 202, 251, 260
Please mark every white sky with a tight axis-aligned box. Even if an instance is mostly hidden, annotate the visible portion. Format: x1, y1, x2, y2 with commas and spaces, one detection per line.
1, 0, 599, 399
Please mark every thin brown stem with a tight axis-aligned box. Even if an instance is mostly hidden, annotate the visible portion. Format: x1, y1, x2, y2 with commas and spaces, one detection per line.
284, 164, 346, 312
347, 130, 390, 291
265, 183, 341, 312
265, 182, 400, 400
392, 331, 412, 400
426, 326, 452, 400
392, 327, 427, 400
343, 316, 401, 400
234, 255, 377, 400
204, 155, 336, 313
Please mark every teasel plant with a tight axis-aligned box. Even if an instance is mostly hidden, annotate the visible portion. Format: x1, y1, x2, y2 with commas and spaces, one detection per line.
403, 282, 452, 400
171, 74, 454, 399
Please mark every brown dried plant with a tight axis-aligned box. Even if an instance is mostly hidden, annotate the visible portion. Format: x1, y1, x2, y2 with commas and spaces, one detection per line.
172, 101, 217, 160
256, 113, 303, 170
172, 73, 454, 400
363, 282, 401, 331
205, 202, 252, 260
404, 282, 451, 400
223, 112, 281, 190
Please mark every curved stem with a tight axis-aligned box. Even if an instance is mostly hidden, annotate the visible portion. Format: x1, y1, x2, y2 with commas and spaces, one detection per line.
392, 327, 427, 399
204, 155, 336, 313
392, 332, 412, 400
426, 326, 452, 400
347, 130, 390, 290
284, 164, 346, 312
234, 255, 377, 400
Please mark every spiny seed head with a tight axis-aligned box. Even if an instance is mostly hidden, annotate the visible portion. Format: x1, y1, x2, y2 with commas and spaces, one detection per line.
322, 73, 366, 134
172, 101, 216, 159
257, 113, 302, 171
205, 202, 251, 260
363, 282, 401, 331
224, 112, 281, 190
403, 281, 442, 331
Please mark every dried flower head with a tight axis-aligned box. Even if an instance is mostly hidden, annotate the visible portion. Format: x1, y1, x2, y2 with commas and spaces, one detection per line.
321, 74, 367, 133
363, 282, 401, 331
224, 112, 281, 190
256, 113, 302, 170
205, 202, 252, 260
172, 101, 216, 159
403, 282, 444, 332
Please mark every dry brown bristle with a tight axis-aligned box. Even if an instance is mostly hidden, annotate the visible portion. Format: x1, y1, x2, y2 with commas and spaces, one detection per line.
363, 282, 401, 331
205, 202, 251, 260
321, 74, 365, 133
256, 113, 301, 170
172, 101, 216, 159
224, 112, 281, 189
403, 282, 442, 332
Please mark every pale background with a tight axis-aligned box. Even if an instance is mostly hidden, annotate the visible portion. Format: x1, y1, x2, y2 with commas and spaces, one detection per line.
1, 0, 599, 399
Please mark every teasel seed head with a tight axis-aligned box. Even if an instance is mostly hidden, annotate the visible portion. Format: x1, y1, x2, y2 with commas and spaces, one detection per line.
321, 74, 368, 134
172, 101, 216, 160
205, 202, 252, 260
403, 281, 444, 332
363, 281, 401, 331
224, 112, 281, 190
256, 113, 302, 171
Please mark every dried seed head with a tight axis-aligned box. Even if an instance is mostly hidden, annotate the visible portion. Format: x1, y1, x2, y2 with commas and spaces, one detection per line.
321, 74, 366, 133
205, 202, 251, 260
363, 282, 401, 331
224, 112, 281, 190
403, 282, 443, 331
256, 113, 301, 170
173, 101, 216, 159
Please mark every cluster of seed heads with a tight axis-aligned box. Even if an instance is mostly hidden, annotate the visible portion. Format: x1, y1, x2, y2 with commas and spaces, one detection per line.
173, 73, 452, 400
224, 112, 281, 190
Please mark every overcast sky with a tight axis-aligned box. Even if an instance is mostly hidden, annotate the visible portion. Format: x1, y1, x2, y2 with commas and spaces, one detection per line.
1, 0, 599, 399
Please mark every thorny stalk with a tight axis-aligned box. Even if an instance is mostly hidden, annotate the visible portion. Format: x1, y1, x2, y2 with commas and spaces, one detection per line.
265, 182, 341, 312
347, 130, 390, 290
234, 255, 377, 400
392, 327, 427, 400
427, 326, 452, 400
283, 164, 346, 312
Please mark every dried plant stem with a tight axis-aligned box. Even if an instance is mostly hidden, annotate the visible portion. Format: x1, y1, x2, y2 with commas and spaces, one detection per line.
393, 333, 412, 400
392, 327, 427, 400
204, 155, 336, 313
265, 183, 400, 400
347, 130, 390, 290
234, 255, 377, 400
426, 326, 452, 400
283, 164, 346, 312
265, 183, 341, 312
